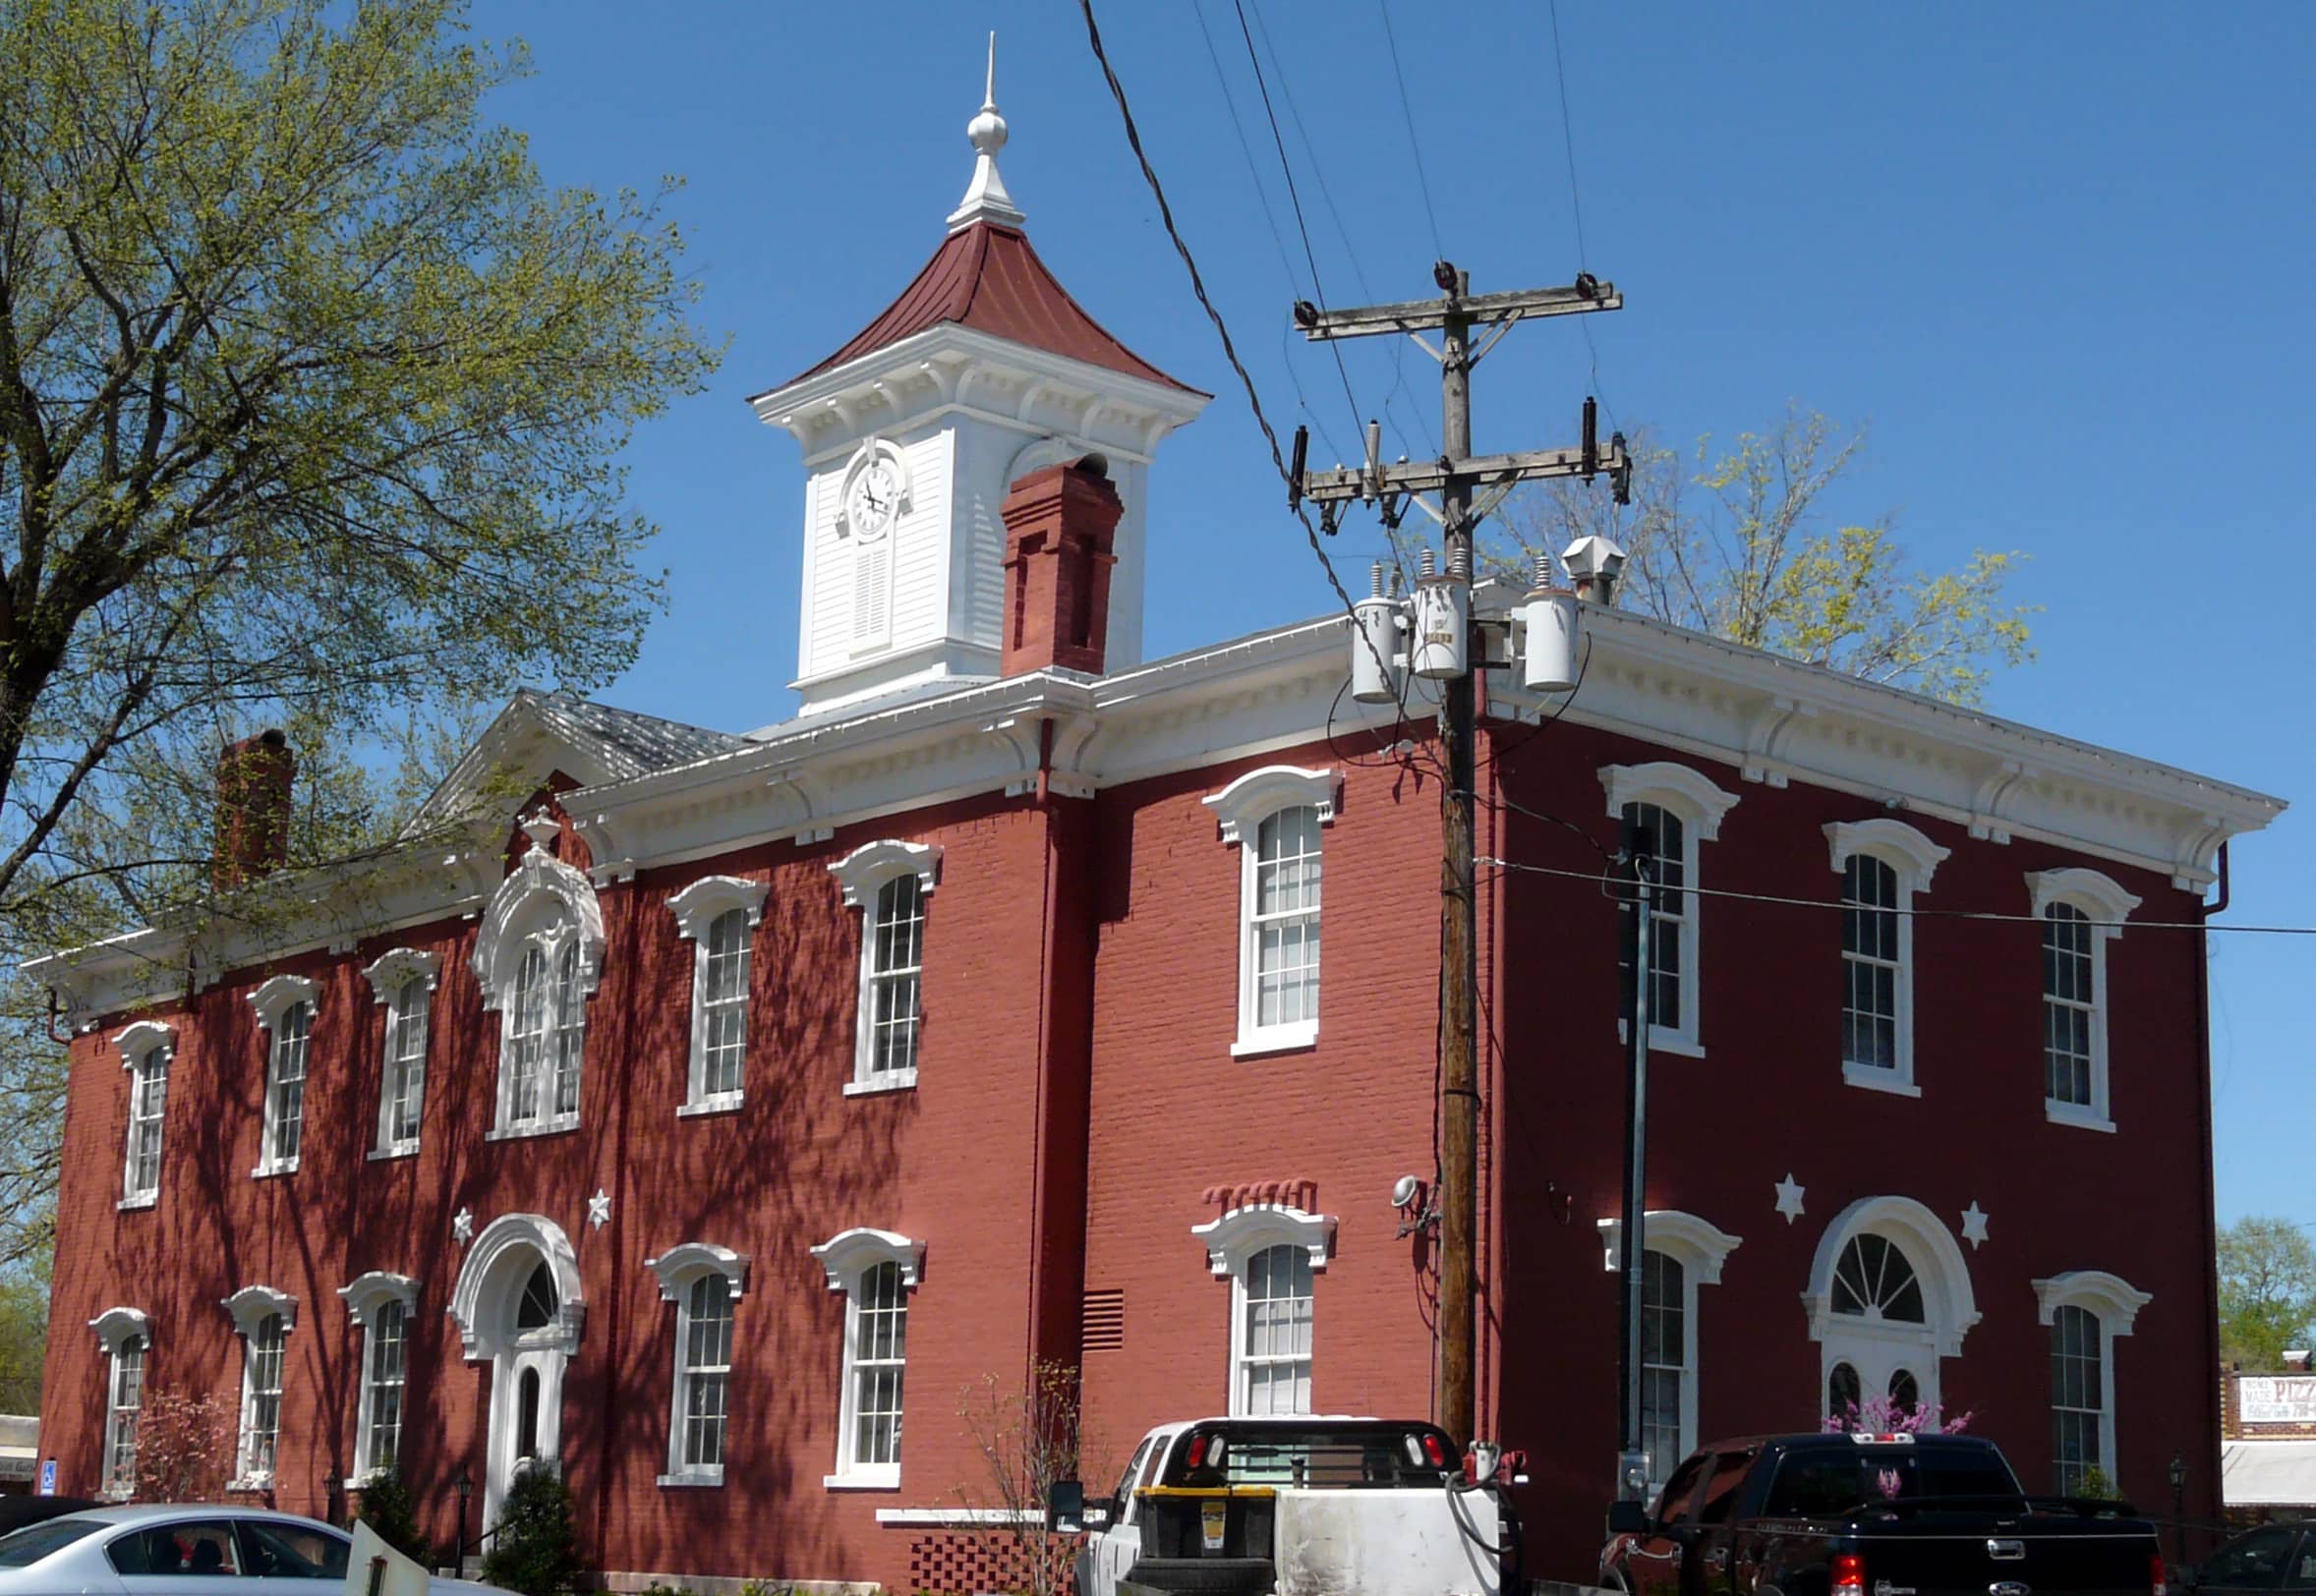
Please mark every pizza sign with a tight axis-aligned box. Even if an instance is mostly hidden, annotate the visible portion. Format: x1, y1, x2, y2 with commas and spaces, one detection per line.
2240, 1377, 2316, 1424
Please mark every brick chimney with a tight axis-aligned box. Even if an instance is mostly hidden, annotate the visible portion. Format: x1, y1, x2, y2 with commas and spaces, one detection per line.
215, 729, 295, 890
1000, 458, 1124, 677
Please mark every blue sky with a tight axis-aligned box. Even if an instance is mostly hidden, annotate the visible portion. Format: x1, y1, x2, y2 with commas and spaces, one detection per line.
465, 1, 2312, 1222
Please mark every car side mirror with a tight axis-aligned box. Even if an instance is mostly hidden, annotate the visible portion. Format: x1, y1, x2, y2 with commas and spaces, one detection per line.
1607, 1500, 1650, 1537
1048, 1481, 1085, 1535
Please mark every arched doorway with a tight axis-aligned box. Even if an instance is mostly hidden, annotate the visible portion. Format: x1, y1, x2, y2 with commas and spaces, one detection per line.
1805, 1197, 1977, 1428
448, 1215, 584, 1531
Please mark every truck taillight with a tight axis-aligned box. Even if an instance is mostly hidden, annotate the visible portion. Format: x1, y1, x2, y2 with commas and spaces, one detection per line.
2152, 1554, 2169, 1596
1421, 1434, 1448, 1468
1186, 1435, 1207, 1469
1832, 1552, 1867, 1596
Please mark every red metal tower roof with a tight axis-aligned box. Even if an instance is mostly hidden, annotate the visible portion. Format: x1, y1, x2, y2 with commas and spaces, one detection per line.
775, 221, 1203, 396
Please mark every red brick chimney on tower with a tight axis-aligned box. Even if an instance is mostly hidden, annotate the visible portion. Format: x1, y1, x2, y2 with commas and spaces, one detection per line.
1000, 458, 1124, 677
214, 729, 296, 890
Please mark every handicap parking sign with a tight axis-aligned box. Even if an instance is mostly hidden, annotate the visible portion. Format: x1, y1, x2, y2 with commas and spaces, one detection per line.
36, 1459, 54, 1496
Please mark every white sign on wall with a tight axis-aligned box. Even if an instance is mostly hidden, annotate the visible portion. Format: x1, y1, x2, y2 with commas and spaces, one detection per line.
2240, 1377, 2316, 1425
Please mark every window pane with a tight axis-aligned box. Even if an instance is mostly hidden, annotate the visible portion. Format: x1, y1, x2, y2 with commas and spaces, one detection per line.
1239, 1244, 1315, 1417
552, 941, 585, 1115
267, 1004, 310, 1165
1619, 804, 1686, 1033
847, 1261, 907, 1469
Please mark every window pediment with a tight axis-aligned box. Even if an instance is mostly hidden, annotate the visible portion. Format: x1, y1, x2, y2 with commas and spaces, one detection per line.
89, 1305, 149, 1353
111, 1020, 175, 1068
1803, 1196, 1979, 1356
471, 846, 606, 1011
338, 1271, 420, 1329
1190, 1204, 1336, 1276
222, 1284, 297, 1338
1203, 766, 1339, 844
829, 841, 941, 908
2033, 1270, 2152, 1335
1598, 762, 1741, 840
1825, 819, 1951, 887
646, 1241, 751, 1301
1594, 1210, 1744, 1284
2026, 868, 2141, 938
668, 876, 769, 940
810, 1226, 924, 1290
361, 948, 440, 1004
248, 975, 317, 1030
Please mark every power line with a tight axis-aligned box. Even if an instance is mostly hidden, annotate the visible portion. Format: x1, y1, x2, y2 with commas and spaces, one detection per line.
1544, 0, 1612, 428
1376, 0, 1444, 257
1476, 855, 2309, 936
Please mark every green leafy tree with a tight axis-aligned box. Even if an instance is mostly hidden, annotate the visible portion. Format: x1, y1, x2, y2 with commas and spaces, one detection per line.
1494, 408, 2035, 707
2220, 1216, 2316, 1371
353, 1467, 439, 1570
480, 1469, 584, 1596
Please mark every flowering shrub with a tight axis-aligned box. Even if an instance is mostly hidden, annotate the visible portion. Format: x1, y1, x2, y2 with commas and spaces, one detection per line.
1822, 1394, 1974, 1437
131, 1388, 236, 1502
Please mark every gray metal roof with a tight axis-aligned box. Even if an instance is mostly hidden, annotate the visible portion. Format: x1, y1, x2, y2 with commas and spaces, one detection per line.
517, 691, 748, 774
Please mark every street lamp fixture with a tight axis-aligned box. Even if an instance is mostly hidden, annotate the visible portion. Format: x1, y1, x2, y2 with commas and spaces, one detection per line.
2170, 1452, 2188, 1566
453, 1468, 474, 1571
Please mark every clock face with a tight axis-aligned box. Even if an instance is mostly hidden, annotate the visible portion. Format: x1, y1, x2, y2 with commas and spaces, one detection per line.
846, 458, 901, 541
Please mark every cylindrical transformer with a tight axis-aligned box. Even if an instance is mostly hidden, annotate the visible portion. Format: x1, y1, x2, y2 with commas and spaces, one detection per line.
1350, 596, 1404, 705
1410, 576, 1471, 680
1522, 588, 1581, 693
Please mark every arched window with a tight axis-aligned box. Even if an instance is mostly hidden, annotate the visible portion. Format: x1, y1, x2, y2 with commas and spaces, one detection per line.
1825, 820, 1948, 1096
340, 1271, 420, 1481
1204, 767, 1340, 1055
1600, 763, 1742, 1057
1240, 1244, 1313, 1416
646, 1241, 750, 1486
517, 1263, 558, 1332
472, 815, 605, 1138
810, 1227, 925, 1486
363, 949, 439, 1157
90, 1307, 149, 1499
669, 878, 767, 1113
2026, 869, 2140, 1132
2034, 1270, 2151, 1493
238, 1314, 286, 1484
1595, 1208, 1742, 1488
249, 976, 318, 1177
1826, 1361, 1862, 1420
516, 1368, 541, 1463
829, 843, 942, 1094
112, 1022, 175, 1207
1830, 1233, 1927, 1323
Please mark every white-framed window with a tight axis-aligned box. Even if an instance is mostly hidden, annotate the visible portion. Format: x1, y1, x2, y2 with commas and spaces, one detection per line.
112, 1022, 176, 1208
1825, 820, 1949, 1097
647, 1242, 750, 1486
1594, 1209, 1743, 1490
809, 1227, 924, 1488
1203, 766, 1340, 1056
248, 976, 318, 1177
361, 949, 439, 1158
2025, 869, 2140, 1132
339, 1272, 419, 1483
1599, 763, 1740, 1058
1190, 1203, 1338, 1417
829, 841, 942, 1095
90, 1307, 150, 1499
473, 814, 606, 1139
222, 1285, 296, 1489
2033, 1271, 2150, 1493
668, 878, 769, 1114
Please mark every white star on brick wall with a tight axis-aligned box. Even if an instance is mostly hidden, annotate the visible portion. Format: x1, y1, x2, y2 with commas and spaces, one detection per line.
452, 1207, 474, 1245
1774, 1173, 1806, 1225
1960, 1201, 1989, 1249
588, 1189, 610, 1230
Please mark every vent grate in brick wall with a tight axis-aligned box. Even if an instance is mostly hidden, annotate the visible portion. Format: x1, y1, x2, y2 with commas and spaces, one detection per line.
1082, 1287, 1125, 1351
910, 1533, 1076, 1596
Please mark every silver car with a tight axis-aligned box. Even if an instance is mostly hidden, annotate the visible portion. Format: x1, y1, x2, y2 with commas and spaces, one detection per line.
0, 1505, 509, 1596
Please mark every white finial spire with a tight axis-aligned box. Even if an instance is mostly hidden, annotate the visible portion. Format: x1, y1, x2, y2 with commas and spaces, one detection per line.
948, 30, 1026, 233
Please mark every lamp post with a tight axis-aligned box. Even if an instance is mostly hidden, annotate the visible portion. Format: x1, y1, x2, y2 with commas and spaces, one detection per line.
2170, 1451, 2188, 1563
453, 1468, 473, 1572
318, 1471, 338, 1528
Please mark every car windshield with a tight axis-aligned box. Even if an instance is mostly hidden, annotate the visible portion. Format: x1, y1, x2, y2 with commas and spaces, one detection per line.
1763, 1447, 2023, 1516
1161, 1423, 1454, 1488
0, 1518, 102, 1567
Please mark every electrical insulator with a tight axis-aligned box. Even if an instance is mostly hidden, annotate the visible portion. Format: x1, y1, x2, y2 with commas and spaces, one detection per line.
1350, 563, 1405, 705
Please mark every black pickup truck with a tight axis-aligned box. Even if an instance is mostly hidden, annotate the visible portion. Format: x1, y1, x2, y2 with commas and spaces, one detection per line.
1602, 1433, 2165, 1596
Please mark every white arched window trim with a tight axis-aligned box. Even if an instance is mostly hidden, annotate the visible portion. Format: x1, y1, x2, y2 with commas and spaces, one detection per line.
1803, 1196, 1980, 1357
221, 1285, 296, 1491
447, 1214, 586, 1360
249, 976, 317, 1178
830, 842, 941, 1095
1193, 1205, 1335, 1419
113, 1021, 175, 1211
338, 1273, 419, 1487
89, 1307, 149, 1501
810, 1227, 923, 1489
1204, 766, 1340, 1057
1599, 762, 1741, 1058
473, 827, 606, 1139
2034, 1271, 2150, 1486
2026, 868, 2141, 1134
1825, 820, 1952, 1099
647, 1243, 751, 1488
363, 949, 439, 1160
1595, 1211, 1741, 1474
668, 877, 768, 1115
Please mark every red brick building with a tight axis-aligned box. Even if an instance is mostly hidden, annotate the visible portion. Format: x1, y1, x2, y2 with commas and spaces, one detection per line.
32, 78, 2284, 1592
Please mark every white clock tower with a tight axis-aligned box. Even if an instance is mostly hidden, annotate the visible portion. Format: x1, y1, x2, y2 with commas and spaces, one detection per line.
750, 41, 1210, 714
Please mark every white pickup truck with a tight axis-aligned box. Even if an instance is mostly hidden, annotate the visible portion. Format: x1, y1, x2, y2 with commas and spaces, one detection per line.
1049, 1416, 1514, 1596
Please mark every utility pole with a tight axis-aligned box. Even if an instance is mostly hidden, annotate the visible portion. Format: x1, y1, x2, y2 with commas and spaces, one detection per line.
1292, 265, 1626, 1445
